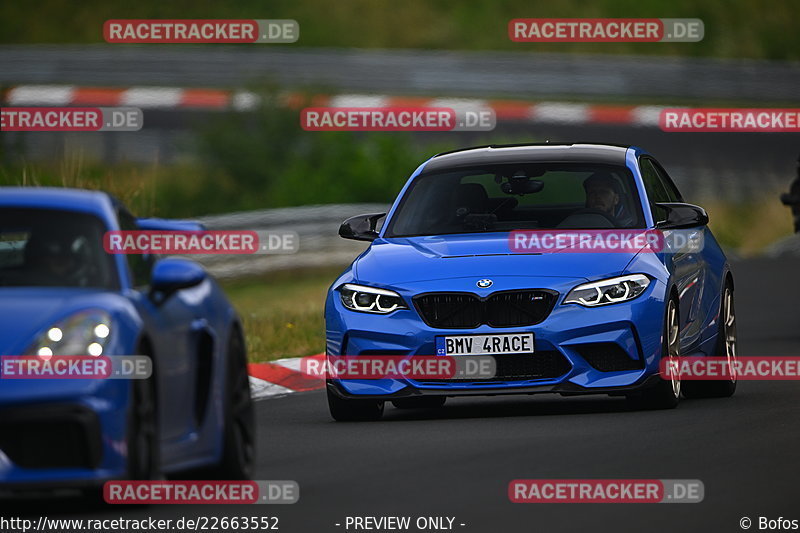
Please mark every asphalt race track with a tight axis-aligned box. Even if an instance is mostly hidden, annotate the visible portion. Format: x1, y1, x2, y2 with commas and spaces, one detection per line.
9, 256, 800, 532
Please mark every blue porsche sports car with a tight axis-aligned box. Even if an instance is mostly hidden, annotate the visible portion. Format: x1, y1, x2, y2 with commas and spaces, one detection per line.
0, 187, 253, 490
325, 143, 737, 421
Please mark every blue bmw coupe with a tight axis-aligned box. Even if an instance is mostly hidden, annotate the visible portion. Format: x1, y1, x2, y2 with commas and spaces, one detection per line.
0, 188, 254, 491
325, 143, 737, 420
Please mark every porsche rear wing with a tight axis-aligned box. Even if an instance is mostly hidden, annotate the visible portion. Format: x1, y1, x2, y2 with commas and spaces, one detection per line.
135, 218, 207, 232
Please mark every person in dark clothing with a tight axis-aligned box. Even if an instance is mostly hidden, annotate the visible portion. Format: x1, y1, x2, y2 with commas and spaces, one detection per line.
583, 172, 634, 227
780, 154, 800, 233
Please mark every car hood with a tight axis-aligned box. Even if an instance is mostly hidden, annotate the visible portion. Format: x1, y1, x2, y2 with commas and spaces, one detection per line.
355, 233, 641, 285
0, 288, 127, 354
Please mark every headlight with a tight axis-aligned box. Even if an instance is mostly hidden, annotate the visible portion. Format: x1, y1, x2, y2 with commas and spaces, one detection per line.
339, 284, 408, 314
26, 310, 113, 358
564, 274, 651, 307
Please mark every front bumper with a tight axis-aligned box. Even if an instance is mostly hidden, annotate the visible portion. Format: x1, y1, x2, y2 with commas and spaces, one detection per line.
325, 278, 668, 398
0, 380, 130, 489
327, 373, 665, 400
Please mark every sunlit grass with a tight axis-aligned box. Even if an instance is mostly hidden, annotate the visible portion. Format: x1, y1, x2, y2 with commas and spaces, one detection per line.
704, 193, 794, 256
220, 267, 344, 363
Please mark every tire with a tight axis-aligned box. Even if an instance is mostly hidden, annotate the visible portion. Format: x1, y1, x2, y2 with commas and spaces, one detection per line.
628, 296, 681, 410
392, 396, 446, 409
207, 329, 255, 479
682, 281, 738, 398
127, 374, 159, 479
327, 387, 384, 421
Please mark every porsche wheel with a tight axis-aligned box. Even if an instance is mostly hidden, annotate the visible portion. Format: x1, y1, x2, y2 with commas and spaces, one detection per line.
209, 328, 255, 479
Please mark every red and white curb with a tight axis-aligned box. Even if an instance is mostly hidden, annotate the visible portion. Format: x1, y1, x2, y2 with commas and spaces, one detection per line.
3, 85, 665, 127
248, 354, 324, 399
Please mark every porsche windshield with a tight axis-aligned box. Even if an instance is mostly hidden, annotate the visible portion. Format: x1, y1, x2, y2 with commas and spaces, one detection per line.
0, 208, 118, 289
385, 163, 645, 237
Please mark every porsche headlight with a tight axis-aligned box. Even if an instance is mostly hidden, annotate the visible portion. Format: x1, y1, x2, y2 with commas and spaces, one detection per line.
564, 274, 651, 307
339, 284, 408, 314
26, 310, 113, 358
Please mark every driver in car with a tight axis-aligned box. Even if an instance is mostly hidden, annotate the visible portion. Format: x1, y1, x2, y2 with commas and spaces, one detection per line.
24, 230, 85, 286
583, 172, 634, 227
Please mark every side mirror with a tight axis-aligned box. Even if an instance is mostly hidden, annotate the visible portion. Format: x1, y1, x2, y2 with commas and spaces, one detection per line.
339, 213, 386, 242
150, 258, 207, 302
654, 202, 709, 229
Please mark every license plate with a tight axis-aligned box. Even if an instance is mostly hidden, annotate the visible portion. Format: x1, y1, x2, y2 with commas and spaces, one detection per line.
435, 333, 535, 356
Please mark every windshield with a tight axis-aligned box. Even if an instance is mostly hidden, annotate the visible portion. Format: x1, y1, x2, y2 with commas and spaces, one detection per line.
0, 208, 119, 289
385, 162, 645, 237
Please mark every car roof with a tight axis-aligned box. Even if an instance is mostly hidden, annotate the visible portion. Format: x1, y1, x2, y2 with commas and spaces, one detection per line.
0, 187, 114, 215
424, 143, 632, 172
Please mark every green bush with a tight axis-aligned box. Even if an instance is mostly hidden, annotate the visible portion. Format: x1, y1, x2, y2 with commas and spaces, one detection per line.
192, 97, 432, 210
0, 92, 463, 217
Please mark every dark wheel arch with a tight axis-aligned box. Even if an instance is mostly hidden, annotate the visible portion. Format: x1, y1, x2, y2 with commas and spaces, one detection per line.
627, 290, 681, 410
206, 321, 255, 479
127, 336, 160, 479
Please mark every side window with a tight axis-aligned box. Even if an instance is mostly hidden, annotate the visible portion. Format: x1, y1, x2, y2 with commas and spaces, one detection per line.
639, 158, 671, 223
650, 159, 683, 202
117, 209, 154, 289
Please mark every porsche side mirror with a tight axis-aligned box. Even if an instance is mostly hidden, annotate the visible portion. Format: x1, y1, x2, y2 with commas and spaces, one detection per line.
150, 257, 207, 303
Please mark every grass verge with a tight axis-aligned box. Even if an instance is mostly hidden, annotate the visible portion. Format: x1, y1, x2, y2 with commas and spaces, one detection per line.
704, 193, 794, 256
220, 266, 346, 363
2, 0, 799, 60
